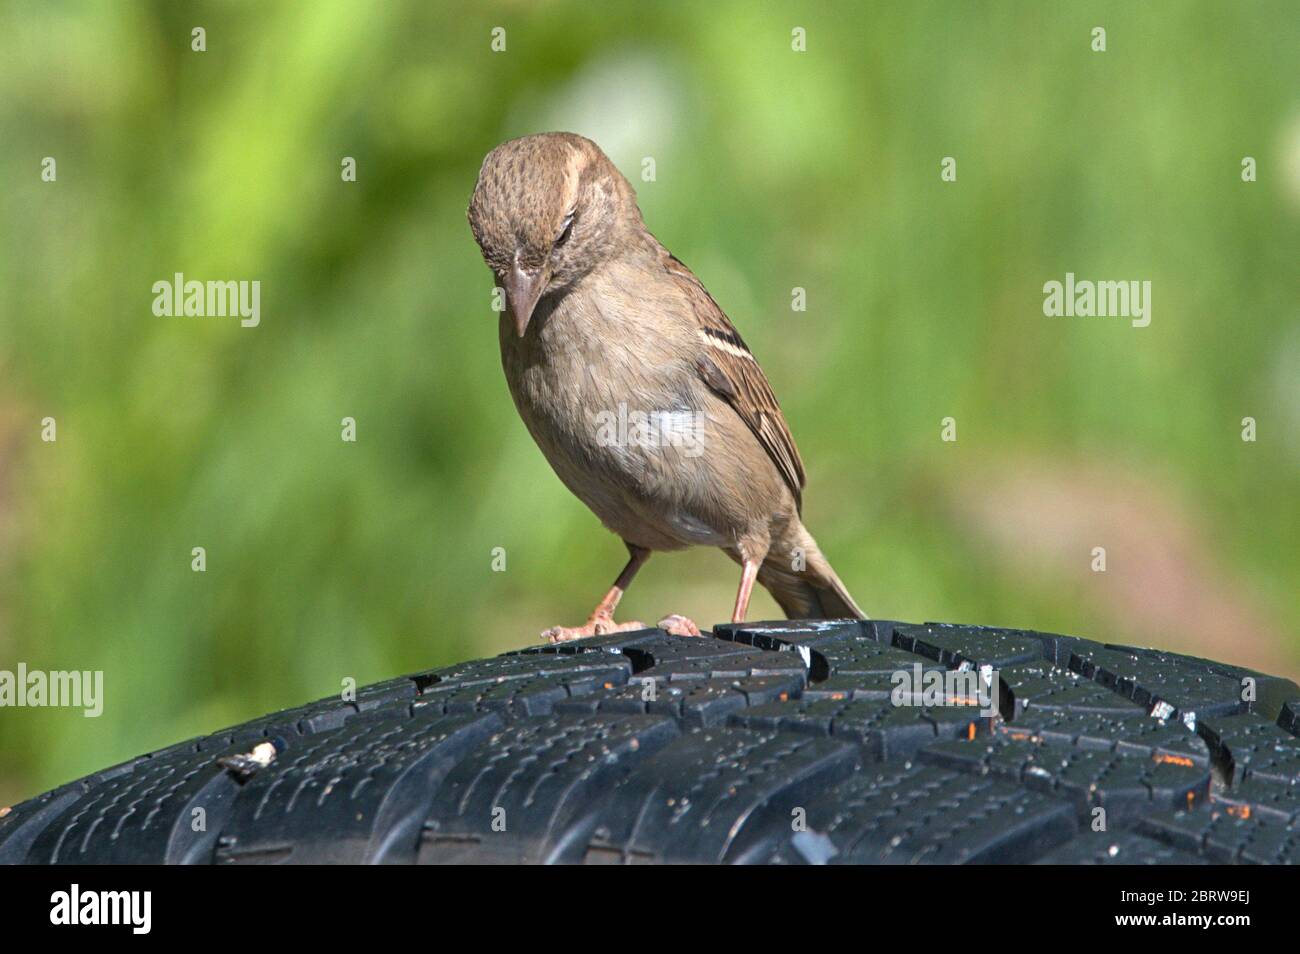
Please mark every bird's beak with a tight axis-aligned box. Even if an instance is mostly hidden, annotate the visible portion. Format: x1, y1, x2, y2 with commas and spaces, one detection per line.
505, 265, 546, 338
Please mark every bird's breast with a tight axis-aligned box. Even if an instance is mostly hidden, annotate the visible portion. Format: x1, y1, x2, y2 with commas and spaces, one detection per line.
497, 292, 731, 548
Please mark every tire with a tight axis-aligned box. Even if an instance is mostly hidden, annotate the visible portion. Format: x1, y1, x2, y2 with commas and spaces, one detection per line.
3, 619, 1299, 865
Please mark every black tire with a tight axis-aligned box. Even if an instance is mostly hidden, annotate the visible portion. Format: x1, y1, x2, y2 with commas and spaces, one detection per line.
3, 619, 1299, 864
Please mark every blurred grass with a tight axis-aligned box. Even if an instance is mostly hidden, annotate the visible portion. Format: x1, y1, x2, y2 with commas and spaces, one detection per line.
0, 0, 1296, 801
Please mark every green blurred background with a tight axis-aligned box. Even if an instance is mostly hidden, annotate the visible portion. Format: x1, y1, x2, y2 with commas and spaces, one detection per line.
0, 0, 1296, 803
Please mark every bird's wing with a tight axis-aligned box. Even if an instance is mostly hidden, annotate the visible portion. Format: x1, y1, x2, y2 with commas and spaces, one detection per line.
660, 250, 806, 511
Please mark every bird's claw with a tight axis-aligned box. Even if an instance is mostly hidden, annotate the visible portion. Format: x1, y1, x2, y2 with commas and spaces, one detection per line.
541, 614, 646, 644
657, 614, 702, 637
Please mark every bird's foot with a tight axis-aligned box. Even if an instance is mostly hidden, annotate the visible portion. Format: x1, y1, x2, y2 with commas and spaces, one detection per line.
541, 613, 646, 644
657, 614, 703, 637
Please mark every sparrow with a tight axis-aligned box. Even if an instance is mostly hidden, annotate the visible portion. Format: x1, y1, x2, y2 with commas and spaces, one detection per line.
467, 132, 865, 641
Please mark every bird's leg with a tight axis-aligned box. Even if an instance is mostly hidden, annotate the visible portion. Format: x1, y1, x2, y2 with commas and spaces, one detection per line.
542, 545, 650, 643
731, 558, 760, 623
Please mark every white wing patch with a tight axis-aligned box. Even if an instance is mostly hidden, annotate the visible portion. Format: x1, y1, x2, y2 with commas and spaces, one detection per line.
696, 328, 755, 361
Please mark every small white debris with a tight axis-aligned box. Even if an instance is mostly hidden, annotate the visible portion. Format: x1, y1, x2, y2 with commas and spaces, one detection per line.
216, 741, 278, 780
1150, 701, 1175, 721
1181, 711, 1197, 732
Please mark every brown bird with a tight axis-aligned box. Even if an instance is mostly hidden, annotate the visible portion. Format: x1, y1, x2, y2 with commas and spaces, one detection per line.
468, 132, 865, 641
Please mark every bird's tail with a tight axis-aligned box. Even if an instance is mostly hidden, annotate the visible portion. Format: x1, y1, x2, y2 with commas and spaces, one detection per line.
754, 520, 866, 620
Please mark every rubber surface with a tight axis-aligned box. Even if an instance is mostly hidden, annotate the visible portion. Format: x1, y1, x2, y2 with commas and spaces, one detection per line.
3, 619, 1299, 864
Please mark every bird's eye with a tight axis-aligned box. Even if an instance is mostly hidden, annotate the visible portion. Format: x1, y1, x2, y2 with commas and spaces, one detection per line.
555, 211, 575, 247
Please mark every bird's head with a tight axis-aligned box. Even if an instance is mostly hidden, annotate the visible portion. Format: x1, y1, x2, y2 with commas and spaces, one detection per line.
468, 132, 640, 337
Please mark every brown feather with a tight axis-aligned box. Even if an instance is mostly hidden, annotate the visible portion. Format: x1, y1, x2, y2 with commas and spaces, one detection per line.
657, 248, 807, 512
